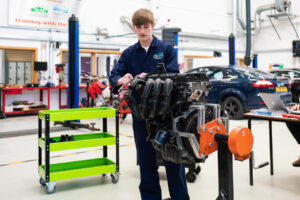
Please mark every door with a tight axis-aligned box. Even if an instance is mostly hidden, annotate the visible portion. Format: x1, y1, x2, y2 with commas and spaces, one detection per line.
24, 62, 32, 84
7, 61, 17, 84
16, 62, 25, 84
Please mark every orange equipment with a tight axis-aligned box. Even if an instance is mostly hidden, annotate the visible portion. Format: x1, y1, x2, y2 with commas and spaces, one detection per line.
87, 80, 106, 100
199, 118, 253, 161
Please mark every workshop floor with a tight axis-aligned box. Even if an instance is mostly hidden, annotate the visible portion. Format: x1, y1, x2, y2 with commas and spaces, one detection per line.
0, 115, 299, 200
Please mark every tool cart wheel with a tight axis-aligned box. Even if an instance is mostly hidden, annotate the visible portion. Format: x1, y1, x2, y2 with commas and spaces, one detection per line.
111, 173, 119, 183
186, 171, 196, 183
46, 182, 56, 194
39, 177, 46, 186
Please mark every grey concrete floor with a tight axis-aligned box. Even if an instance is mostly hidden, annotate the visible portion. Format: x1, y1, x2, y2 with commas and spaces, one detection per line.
0, 115, 299, 200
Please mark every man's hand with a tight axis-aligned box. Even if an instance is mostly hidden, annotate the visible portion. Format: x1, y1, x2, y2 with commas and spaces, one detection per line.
290, 104, 300, 111
117, 73, 133, 86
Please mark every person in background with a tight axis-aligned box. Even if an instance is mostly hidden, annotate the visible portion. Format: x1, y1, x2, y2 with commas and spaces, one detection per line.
109, 8, 190, 200
286, 104, 300, 167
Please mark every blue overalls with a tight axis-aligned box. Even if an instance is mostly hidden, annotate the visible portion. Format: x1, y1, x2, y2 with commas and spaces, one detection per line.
109, 36, 190, 200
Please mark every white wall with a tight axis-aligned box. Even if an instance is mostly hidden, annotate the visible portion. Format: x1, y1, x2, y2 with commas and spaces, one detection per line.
0, 0, 299, 80
246, 0, 300, 70
0, 0, 234, 78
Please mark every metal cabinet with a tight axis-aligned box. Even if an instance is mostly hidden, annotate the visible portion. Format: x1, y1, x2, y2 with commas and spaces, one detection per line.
16, 62, 25, 84
62, 63, 68, 83
24, 62, 32, 84
5, 61, 32, 84
6, 61, 17, 84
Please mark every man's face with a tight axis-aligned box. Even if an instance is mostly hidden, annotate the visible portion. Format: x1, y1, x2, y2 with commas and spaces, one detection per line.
133, 23, 155, 44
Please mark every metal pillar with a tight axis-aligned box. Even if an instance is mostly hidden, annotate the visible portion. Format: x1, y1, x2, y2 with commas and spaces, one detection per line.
229, 33, 235, 65
68, 14, 79, 109
162, 28, 181, 63
252, 54, 258, 68
215, 133, 234, 200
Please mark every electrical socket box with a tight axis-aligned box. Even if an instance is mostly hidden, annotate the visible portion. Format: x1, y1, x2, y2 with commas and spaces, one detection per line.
293, 40, 300, 57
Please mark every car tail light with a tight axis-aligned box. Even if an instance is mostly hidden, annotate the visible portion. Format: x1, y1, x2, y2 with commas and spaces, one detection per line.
288, 80, 291, 88
252, 80, 274, 87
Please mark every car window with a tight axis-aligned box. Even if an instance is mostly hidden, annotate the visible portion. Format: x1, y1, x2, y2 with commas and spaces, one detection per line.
289, 71, 300, 78
235, 67, 276, 79
281, 71, 292, 78
201, 68, 224, 80
224, 69, 238, 79
271, 71, 280, 77
186, 68, 200, 74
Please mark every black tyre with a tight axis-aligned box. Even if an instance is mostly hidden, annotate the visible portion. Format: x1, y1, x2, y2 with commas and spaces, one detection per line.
182, 108, 214, 160
221, 96, 244, 120
186, 171, 196, 183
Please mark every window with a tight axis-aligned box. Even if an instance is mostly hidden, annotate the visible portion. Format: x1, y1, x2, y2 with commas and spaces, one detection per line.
235, 67, 276, 79
224, 69, 238, 79
200, 68, 224, 80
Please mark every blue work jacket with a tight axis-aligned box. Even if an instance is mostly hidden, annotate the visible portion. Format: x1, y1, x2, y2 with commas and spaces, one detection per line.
109, 36, 179, 94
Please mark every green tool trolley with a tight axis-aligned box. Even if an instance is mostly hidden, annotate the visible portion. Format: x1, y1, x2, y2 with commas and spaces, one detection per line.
38, 107, 120, 194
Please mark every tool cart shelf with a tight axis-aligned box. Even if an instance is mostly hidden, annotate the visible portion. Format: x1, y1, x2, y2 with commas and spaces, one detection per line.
38, 107, 119, 194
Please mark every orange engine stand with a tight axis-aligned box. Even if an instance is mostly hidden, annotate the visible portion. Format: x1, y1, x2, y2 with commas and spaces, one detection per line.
199, 118, 253, 200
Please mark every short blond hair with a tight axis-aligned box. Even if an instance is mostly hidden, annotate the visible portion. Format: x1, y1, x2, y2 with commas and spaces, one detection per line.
132, 8, 154, 26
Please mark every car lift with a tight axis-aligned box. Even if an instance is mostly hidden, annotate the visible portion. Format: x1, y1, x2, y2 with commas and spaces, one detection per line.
54, 14, 100, 131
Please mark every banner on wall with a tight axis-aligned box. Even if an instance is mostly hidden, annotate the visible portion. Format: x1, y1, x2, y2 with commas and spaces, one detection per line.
8, 0, 81, 30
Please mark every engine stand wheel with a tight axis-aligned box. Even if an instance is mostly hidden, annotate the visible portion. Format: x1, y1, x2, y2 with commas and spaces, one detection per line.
186, 171, 196, 183
194, 165, 201, 174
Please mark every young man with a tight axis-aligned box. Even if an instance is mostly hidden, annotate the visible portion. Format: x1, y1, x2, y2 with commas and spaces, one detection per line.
109, 8, 190, 200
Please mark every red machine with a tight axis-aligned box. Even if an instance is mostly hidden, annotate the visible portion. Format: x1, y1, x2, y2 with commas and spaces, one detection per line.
87, 81, 106, 100
55, 64, 65, 86
109, 85, 131, 123
86, 80, 107, 107
118, 85, 131, 122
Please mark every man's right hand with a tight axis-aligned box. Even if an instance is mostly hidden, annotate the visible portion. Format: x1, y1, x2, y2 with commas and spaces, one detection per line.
290, 104, 300, 111
117, 73, 133, 86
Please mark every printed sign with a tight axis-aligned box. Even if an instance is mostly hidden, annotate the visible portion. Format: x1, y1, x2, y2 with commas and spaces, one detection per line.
8, 0, 81, 30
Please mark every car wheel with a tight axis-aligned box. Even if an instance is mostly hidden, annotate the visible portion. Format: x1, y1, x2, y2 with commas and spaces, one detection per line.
221, 96, 244, 120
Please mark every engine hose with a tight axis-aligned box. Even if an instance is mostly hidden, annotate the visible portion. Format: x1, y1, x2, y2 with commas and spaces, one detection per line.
125, 78, 145, 120
139, 78, 155, 119
159, 78, 173, 119
149, 78, 163, 119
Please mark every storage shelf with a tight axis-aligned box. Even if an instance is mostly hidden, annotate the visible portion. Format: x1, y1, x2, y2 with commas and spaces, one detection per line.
38, 158, 116, 182
39, 107, 116, 121
39, 132, 116, 151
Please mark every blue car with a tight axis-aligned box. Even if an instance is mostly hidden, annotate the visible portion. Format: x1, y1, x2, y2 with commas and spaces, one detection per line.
187, 65, 291, 119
